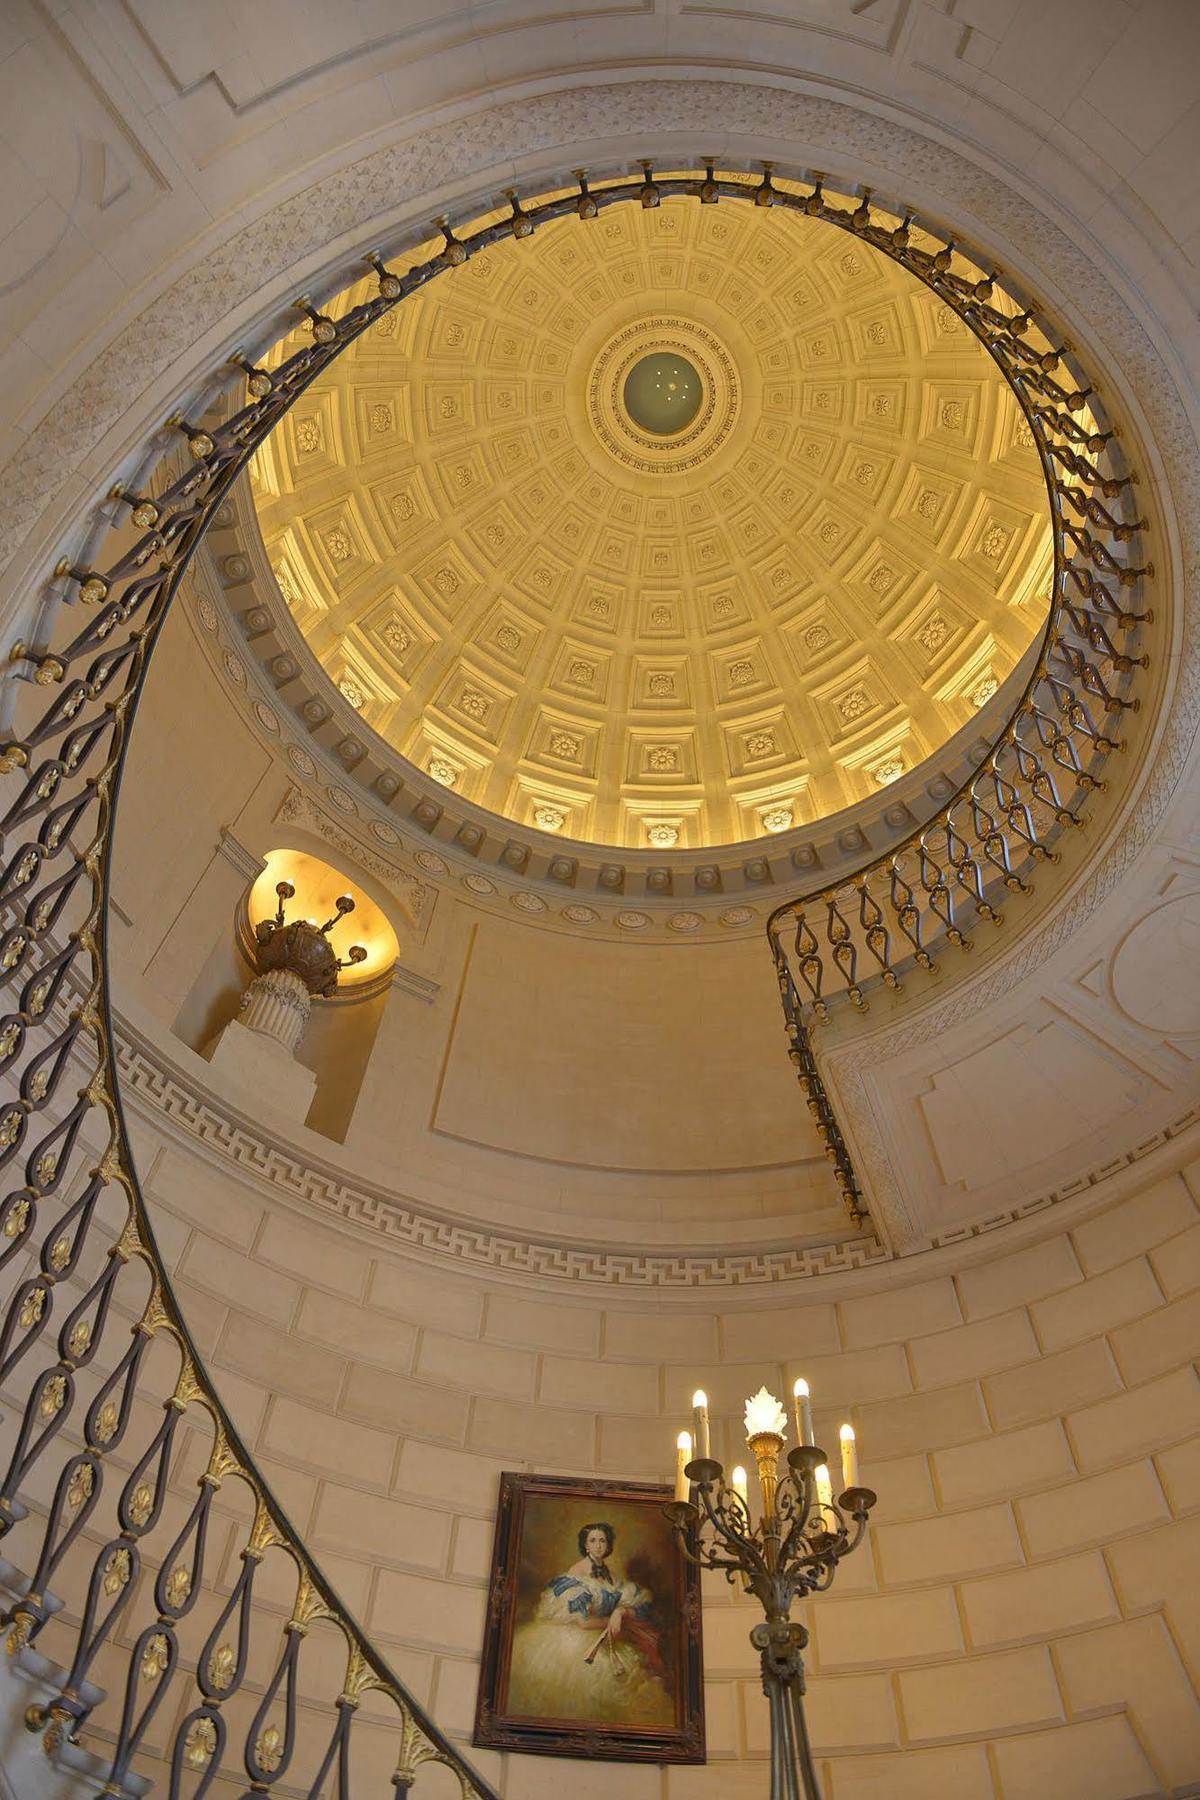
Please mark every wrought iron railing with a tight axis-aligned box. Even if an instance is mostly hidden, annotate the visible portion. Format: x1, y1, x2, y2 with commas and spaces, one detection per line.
764, 234, 1151, 1221
0, 164, 1152, 1789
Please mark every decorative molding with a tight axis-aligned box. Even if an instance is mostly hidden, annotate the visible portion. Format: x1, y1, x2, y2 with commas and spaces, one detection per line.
111, 1011, 1199, 1290
217, 826, 266, 884
274, 783, 434, 935
189, 538, 1033, 943
390, 962, 440, 1004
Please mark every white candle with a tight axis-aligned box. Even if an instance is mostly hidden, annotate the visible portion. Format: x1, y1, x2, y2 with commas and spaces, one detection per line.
692, 1390, 711, 1461
675, 1431, 693, 1503
731, 1465, 749, 1512
815, 1463, 833, 1511
793, 1377, 815, 1448
839, 1423, 858, 1492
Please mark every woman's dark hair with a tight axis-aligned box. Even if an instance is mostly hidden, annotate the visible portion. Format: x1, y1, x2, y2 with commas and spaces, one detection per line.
578, 1521, 616, 1557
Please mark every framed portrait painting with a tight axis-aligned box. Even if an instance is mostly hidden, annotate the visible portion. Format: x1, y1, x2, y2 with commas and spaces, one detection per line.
473, 1472, 705, 1764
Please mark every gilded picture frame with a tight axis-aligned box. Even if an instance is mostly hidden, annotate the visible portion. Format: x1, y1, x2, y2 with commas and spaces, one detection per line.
473, 1472, 705, 1764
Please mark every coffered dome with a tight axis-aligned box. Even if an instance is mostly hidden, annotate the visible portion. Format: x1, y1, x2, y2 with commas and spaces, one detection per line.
249, 190, 1053, 850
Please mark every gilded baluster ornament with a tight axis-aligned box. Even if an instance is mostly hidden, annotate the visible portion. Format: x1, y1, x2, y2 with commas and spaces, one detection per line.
183, 1715, 218, 1768
66, 1462, 94, 1509
254, 1722, 284, 1773
126, 1482, 155, 1527
102, 1547, 131, 1595
207, 1642, 236, 1692
164, 1564, 191, 1608
93, 1399, 119, 1444
19, 1287, 46, 1330
3, 1197, 30, 1237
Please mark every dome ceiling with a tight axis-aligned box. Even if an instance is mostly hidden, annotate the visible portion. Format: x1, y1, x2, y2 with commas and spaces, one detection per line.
249, 193, 1053, 851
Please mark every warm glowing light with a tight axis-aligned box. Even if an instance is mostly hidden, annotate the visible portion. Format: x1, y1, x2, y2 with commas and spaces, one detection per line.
839, 1423, 859, 1491
792, 1377, 815, 1448
692, 1391, 711, 1460
744, 1386, 788, 1441
675, 1430, 692, 1503
248, 850, 398, 985
815, 1463, 833, 1509
731, 1466, 749, 1506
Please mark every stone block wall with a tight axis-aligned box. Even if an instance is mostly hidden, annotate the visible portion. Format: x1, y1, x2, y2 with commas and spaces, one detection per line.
6, 1130, 1194, 1797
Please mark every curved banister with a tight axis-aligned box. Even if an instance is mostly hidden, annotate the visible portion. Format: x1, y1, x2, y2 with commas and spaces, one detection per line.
0, 164, 1153, 1792
764, 310, 1150, 1221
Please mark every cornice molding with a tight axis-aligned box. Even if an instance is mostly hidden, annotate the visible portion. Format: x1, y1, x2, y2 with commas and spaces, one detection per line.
112, 1007, 1199, 1291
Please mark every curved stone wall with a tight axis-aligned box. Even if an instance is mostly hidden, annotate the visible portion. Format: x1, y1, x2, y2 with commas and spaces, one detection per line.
2, 16, 1198, 1797
22, 1108, 1193, 1798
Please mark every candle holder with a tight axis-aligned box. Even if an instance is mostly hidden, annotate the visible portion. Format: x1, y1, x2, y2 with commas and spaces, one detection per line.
664, 1436, 876, 1800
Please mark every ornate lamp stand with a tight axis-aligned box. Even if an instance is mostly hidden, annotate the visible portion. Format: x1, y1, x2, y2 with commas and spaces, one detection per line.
240, 879, 368, 1047
665, 1389, 876, 1800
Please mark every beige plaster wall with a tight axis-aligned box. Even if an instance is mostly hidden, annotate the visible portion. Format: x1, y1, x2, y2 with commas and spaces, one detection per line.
8, 1119, 1195, 1798
108, 590, 846, 1253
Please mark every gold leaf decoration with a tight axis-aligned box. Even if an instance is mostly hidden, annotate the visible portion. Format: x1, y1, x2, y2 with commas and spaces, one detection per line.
183, 1716, 217, 1769
47, 1232, 70, 1269
102, 1547, 131, 1595
94, 1399, 119, 1443
140, 1632, 169, 1681
207, 1642, 236, 1692
67, 1319, 91, 1359
3, 1197, 30, 1238
67, 1463, 94, 1509
38, 1374, 66, 1420
127, 1482, 154, 1527
164, 1565, 191, 1608
18, 1287, 45, 1330
255, 1724, 284, 1773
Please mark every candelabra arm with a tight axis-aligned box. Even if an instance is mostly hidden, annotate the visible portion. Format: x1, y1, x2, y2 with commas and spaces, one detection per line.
775, 1448, 827, 1571
687, 1463, 768, 1578
662, 1500, 752, 1576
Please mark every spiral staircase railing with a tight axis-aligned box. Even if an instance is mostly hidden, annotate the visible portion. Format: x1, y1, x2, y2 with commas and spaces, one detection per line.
0, 165, 1152, 1794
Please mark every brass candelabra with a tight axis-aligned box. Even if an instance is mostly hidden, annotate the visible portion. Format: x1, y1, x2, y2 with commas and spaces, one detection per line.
665, 1387, 876, 1800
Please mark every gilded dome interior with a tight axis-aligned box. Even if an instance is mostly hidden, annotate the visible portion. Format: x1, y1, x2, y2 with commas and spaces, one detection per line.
249, 192, 1053, 850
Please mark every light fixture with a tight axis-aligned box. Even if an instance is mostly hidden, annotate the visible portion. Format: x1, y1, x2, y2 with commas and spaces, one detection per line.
666, 1380, 876, 1800
253, 882, 367, 999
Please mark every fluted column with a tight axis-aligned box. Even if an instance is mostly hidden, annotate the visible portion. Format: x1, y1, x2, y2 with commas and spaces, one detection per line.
238, 968, 312, 1053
